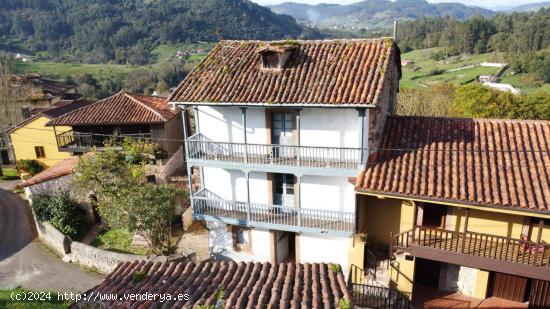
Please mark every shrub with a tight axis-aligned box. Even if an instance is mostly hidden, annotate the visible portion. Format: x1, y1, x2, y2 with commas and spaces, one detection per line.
31, 193, 88, 239
16, 159, 44, 177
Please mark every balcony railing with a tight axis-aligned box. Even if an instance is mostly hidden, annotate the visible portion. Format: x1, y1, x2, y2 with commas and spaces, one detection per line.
185, 133, 362, 176
390, 226, 550, 279
192, 189, 355, 236
56, 130, 152, 152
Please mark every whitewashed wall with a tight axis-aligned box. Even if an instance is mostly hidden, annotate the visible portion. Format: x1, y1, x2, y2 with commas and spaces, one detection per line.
301, 176, 355, 213
299, 234, 350, 275
203, 167, 270, 204
197, 106, 366, 149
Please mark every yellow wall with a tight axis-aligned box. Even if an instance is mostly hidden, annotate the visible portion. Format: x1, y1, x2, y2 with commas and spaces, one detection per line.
474, 270, 490, 299
362, 196, 414, 246
10, 116, 71, 167
529, 222, 550, 243
390, 258, 415, 299
450, 208, 525, 238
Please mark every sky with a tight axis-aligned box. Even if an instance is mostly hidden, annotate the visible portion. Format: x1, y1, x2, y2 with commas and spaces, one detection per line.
251, 0, 542, 9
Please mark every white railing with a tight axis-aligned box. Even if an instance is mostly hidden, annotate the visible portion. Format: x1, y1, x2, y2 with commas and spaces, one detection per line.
192, 189, 355, 234
186, 133, 361, 171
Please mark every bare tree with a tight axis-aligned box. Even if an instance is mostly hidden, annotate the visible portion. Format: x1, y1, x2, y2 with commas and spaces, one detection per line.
0, 54, 33, 176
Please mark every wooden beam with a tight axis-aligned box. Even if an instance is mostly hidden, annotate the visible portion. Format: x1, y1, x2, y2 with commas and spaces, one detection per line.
461, 209, 470, 254
537, 219, 544, 244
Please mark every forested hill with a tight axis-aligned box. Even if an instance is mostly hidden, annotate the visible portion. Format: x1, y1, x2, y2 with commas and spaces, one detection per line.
268, 0, 494, 28
0, 0, 303, 64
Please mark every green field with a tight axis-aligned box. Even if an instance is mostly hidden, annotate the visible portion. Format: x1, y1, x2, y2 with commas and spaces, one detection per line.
0, 289, 70, 308
15, 61, 139, 82
400, 48, 548, 93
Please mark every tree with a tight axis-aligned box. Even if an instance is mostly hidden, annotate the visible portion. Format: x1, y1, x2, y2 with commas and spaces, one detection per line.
73, 138, 184, 254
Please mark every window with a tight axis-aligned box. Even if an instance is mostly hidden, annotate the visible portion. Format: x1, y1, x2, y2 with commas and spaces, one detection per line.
34, 146, 46, 159
274, 173, 295, 207
21, 107, 31, 119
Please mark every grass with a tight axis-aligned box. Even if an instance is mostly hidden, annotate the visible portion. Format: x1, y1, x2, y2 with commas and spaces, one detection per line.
400, 47, 548, 93
91, 228, 147, 255
0, 288, 71, 308
15, 61, 138, 82
0, 168, 19, 181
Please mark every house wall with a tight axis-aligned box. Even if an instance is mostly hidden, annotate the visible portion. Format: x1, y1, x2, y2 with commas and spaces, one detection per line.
299, 234, 351, 276
362, 196, 414, 246
159, 113, 184, 155
196, 106, 363, 148
10, 116, 71, 167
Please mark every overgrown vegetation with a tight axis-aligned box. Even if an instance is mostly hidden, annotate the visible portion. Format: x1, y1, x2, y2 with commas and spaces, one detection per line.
31, 192, 88, 240
74, 139, 184, 255
0, 167, 18, 180
397, 82, 550, 120
91, 229, 146, 255
15, 159, 44, 178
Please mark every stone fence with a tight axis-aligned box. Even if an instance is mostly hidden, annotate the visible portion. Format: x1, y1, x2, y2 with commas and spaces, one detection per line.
35, 220, 195, 275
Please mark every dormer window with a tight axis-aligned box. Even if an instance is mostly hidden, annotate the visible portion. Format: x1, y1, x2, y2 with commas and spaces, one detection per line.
258, 43, 298, 71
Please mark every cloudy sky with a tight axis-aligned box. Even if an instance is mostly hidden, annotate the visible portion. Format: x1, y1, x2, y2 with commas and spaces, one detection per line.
251, 0, 541, 9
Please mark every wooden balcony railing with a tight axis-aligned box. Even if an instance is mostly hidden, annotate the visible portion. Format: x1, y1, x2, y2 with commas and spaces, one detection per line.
185, 133, 362, 175
390, 226, 550, 270
56, 130, 152, 152
192, 189, 355, 235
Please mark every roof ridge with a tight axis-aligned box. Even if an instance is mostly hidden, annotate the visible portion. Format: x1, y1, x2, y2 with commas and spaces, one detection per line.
389, 115, 550, 124
124, 93, 167, 122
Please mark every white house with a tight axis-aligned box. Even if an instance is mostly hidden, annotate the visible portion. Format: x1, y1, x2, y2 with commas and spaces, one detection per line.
170, 38, 401, 276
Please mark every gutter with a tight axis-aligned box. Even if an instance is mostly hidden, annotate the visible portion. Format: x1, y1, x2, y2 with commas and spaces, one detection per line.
169, 101, 377, 109
356, 190, 550, 219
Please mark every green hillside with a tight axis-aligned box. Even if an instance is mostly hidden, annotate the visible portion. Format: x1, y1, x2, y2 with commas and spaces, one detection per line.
400, 48, 549, 93
0, 0, 302, 65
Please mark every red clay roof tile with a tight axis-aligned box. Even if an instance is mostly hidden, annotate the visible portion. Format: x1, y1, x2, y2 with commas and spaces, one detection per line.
170, 38, 400, 106
357, 116, 550, 214
20, 156, 79, 187
47, 92, 176, 126
77, 261, 350, 308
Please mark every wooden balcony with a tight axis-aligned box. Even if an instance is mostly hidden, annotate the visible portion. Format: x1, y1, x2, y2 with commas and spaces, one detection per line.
390, 226, 550, 281
56, 130, 152, 152
185, 133, 362, 176
192, 189, 355, 236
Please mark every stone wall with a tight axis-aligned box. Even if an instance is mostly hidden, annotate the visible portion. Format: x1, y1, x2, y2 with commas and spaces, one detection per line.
35, 220, 71, 255
67, 242, 146, 274
34, 218, 194, 275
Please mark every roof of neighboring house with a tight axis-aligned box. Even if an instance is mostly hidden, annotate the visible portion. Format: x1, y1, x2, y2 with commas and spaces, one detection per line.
79, 261, 350, 309
170, 38, 401, 106
7, 99, 92, 134
20, 156, 79, 187
357, 116, 550, 214
47, 91, 176, 126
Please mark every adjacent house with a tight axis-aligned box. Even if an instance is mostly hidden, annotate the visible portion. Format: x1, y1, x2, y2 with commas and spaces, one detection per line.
355, 116, 550, 306
47, 91, 184, 157
8, 99, 91, 167
170, 38, 401, 276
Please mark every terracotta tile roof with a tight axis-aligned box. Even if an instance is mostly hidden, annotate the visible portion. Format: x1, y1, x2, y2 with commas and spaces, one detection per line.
7, 100, 92, 133
170, 38, 401, 106
47, 92, 176, 126
20, 156, 79, 187
357, 116, 550, 214
77, 261, 351, 308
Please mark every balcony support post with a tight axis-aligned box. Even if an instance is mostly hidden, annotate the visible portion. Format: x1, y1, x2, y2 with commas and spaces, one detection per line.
357, 108, 366, 168
187, 165, 194, 214
461, 208, 470, 253
297, 174, 302, 230
412, 201, 418, 242
240, 107, 248, 163
296, 109, 301, 165
245, 170, 251, 222
181, 108, 190, 160
194, 106, 205, 187
534, 219, 544, 265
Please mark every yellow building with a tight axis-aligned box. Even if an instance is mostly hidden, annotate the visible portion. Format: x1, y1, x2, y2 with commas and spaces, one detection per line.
353, 116, 550, 307
8, 100, 91, 167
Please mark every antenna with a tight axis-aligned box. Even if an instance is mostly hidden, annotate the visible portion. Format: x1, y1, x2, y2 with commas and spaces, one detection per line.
393, 20, 398, 42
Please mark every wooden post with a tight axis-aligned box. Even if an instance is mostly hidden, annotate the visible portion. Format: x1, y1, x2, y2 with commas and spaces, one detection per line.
412, 201, 418, 242
534, 219, 544, 265
461, 208, 470, 253
241, 107, 248, 163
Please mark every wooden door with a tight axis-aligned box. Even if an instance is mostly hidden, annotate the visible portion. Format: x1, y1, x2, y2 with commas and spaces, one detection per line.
529, 279, 550, 308
421, 203, 447, 228
489, 272, 529, 302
